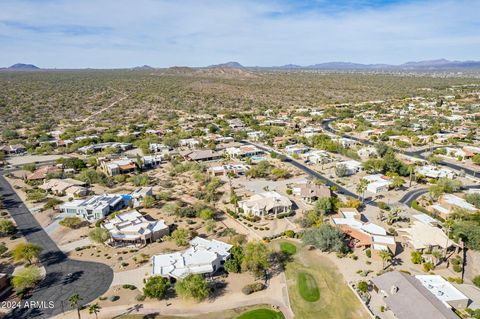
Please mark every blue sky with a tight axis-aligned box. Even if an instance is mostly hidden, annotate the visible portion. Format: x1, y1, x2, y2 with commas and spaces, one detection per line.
1, 0, 479, 68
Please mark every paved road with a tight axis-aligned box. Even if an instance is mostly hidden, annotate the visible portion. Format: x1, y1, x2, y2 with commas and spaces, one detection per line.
321, 118, 480, 178
0, 175, 113, 318
241, 141, 377, 207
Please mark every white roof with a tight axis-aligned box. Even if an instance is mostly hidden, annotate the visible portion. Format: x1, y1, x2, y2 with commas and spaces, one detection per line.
442, 194, 477, 211
103, 210, 167, 240
412, 213, 440, 226
372, 235, 396, 245
416, 275, 469, 306
361, 223, 387, 236
152, 237, 232, 279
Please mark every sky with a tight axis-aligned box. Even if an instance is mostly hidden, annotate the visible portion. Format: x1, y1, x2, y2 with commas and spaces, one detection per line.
1, 0, 479, 68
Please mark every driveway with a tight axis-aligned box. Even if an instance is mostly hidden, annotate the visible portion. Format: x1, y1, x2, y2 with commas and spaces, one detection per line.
0, 175, 113, 318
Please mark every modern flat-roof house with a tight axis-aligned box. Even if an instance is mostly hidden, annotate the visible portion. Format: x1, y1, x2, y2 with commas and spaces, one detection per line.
429, 194, 478, 219
239, 191, 292, 217
285, 144, 310, 155
292, 183, 331, 204
131, 187, 153, 208
371, 271, 462, 319
336, 160, 362, 176
417, 165, 455, 179
330, 208, 396, 258
208, 164, 250, 177
151, 237, 232, 279
78, 142, 132, 154
59, 194, 130, 221
103, 211, 169, 246
301, 150, 331, 164
364, 174, 392, 195
100, 158, 137, 176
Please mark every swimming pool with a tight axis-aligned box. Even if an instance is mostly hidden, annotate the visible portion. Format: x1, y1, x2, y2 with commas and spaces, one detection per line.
251, 156, 267, 161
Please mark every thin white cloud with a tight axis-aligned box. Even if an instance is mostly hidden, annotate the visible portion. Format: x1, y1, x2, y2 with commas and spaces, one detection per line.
0, 0, 479, 67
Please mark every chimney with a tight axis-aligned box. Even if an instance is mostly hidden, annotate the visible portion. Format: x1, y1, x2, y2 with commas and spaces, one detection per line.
390, 285, 399, 294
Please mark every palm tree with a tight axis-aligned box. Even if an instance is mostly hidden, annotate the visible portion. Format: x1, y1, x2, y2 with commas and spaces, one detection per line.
68, 293, 83, 319
88, 303, 101, 319
408, 165, 415, 188
386, 207, 401, 225
443, 218, 455, 257
378, 249, 393, 270
356, 178, 369, 203
431, 249, 443, 266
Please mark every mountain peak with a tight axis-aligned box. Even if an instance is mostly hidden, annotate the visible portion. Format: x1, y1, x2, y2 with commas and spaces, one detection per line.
208, 61, 244, 68
8, 63, 40, 70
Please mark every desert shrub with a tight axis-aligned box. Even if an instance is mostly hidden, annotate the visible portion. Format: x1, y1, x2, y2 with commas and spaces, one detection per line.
241, 282, 266, 295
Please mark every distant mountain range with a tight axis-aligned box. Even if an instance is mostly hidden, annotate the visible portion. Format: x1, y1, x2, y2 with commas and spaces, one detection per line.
276, 59, 480, 70
3, 59, 480, 71
206, 59, 480, 70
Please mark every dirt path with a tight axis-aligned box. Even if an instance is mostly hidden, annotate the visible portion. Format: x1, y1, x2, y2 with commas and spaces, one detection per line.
82, 88, 128, 123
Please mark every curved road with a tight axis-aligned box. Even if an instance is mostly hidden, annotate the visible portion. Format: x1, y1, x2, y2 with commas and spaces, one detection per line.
240, 141, 378, 207
321, 118, 480, 178
0, 174, 113, 318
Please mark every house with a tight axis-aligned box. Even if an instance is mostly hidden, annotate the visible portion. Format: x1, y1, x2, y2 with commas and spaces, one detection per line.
285, 144, 309, 155
100, 158, 137, 176
102, 211, 169, 246
398, 221, 459, 252
0, 144, 26, 154
429, 194, 478, 219
59, 194, 130, 221
364, 174, 392, 194
151, 237, 232, 279
131, 187, 153, 208
247, 131, 264, 141
39, 178, 87, 197
330, 208, 396, 258
180, 149, 223, 162
27, 165, 62, 181
292, 183, 331, 204
179, 138, 200, 148
357, 146, 377, 159
208, 164, 250, 177
336, 160, 362, 176
78, 142, 132, 154
301, 150, 331, 164
142, 155, 163, 169
416, 275, 470, 310
417, 165, 455, 179
239, 191, 292, 217
225, 145, 262, 158
371, 271, 461, 319
149, 143, 171, 154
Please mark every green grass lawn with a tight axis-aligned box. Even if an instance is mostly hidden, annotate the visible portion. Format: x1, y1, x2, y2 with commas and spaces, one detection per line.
297, 272, 320, 302
280, 242, 297, 255
279, 241, 370, 319
115, 305, 284, 319
236, 308, 285, 319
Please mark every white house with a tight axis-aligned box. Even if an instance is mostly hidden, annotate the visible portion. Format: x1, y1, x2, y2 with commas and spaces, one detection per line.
103, 210, 169, 246
364, 174, 392, 194
336, 160, 362, 176
417, 165, 455, 179
131, 187, 153, 208
285, 144, 309, 155
60, 194, 130, 221
151, 237, 232, 279
239, 191, 292, 217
